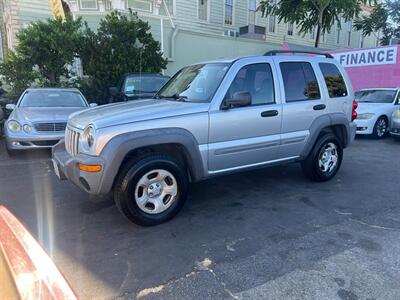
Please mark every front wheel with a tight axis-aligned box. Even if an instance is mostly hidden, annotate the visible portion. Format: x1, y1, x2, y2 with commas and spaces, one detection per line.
372, 116, 388, 139
114, 154, 188, 226
301, 133, 343, 182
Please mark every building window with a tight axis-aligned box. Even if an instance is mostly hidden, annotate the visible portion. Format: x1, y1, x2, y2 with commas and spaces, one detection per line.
198, 0, 208, 21
248, 0, 256, 25
224, 0, 234, 26
347, 20, 352, 46
80, 0, 98, 9
287, 23, 294, 36
164, 0, 174, 15
376, 32, 380, 46
359, 34, 365, 48
268, 0, 276, 33
127, 0, 153, 12
104, 0, 112, 10
309, 26, 316, 40
336, 21, 341, 44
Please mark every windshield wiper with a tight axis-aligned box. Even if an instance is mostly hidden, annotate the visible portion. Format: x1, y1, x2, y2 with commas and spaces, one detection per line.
157, 94, 188, 102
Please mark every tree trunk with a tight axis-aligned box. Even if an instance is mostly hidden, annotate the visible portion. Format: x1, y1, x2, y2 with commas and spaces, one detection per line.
315, 24, 321, 48
315, 8, 324, 48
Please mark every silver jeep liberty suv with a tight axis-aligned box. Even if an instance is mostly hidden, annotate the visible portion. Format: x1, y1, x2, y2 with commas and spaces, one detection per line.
53, 51, 357, 226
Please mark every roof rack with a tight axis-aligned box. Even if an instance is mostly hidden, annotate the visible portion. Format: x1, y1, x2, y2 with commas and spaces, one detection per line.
264, 50, 334, 59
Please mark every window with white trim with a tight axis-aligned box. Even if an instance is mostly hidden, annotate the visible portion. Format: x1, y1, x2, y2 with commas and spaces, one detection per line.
198, 0, 208, 21
248, 0, 256, 25
104, 0, 112, 10
164, 0, 174, 15
336, 21, 341, 44
287, 23, 294, 36
347, 20, 352, 46
268, 0, 276, 33
224, 0, 233, 26
127, 0, 153, 12
80, 0, 97, 9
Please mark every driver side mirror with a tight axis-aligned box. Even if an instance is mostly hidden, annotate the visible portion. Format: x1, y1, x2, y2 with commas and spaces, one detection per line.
222, 91, 252, 110
5, 104, 15, 111
89, 103, 98, 107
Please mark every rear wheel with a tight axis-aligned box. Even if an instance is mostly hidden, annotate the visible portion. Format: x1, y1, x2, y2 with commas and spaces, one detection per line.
372, 116, 388, 139
114, 154, 188, 226
301, 133, 343, 182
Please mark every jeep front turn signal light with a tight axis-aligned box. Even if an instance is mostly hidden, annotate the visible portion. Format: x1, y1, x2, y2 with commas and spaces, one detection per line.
78, 164, 102, 172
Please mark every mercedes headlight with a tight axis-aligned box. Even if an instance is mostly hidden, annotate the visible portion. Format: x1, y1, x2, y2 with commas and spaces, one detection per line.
7, 120, 21, 132
393, 110, 400, 119
83, 125, 95, 149
23, 124, 32, 133
357, 113, 375, 120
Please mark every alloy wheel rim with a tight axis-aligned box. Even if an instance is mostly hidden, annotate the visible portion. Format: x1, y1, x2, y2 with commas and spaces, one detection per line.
318, 142, 338, 173
134, 169, 178, 214
376, 119, 387, 137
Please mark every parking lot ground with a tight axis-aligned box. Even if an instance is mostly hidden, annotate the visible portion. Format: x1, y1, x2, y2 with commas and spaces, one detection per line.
0, 137, 399, 300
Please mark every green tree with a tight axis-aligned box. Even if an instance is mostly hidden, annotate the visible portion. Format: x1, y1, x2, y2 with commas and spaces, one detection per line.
78, 10, 167, 103
0, 52, 39, 101
258, 0, 371, 48
354, 1, 400, 45
0, 17, 83, 100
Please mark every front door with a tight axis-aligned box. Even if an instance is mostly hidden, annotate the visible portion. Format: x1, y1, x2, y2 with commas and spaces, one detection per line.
208, 61, 282, 173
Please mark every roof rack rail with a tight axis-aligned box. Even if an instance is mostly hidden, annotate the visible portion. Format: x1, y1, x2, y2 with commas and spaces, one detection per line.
264, 50, 334, 59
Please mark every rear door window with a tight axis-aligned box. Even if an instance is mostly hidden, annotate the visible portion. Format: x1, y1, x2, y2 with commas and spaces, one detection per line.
280, 62, 321, 102
319, 63, 348, 98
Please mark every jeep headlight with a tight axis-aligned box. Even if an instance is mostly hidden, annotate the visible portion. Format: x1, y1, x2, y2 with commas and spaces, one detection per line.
82, 125, 95, 150
7, 120, 21, 132
357, 113, 375, 120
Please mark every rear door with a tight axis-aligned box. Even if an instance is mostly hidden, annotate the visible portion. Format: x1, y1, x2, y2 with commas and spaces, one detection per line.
275, 58, 327, 158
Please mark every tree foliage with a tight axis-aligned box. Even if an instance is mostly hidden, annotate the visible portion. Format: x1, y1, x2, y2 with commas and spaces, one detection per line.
78, 10, 167, 103
258, 0, 370, 48
354, 1, 400, 45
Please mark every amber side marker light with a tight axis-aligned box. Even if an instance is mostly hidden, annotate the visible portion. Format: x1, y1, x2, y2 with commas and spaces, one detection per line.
78, 164, 102, 172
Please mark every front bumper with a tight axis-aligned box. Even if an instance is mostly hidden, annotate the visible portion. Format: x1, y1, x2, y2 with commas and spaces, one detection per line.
5, 130, 64, 149
52, 140, 106, 195
390, 118, 400, 137
354, 118, 375, 135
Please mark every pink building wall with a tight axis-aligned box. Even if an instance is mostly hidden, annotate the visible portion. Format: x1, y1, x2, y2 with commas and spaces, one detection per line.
329, 45, 400, 91
282, 43, 400, 92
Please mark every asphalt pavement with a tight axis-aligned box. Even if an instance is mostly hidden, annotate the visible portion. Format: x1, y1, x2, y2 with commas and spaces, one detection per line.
0, 137, 399, 300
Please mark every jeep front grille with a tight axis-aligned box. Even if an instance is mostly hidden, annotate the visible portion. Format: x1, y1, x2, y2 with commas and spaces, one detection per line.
65, 126, 80, 156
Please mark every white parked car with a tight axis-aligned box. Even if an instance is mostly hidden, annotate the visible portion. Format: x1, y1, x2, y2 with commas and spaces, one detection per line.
355, 88, 400, 139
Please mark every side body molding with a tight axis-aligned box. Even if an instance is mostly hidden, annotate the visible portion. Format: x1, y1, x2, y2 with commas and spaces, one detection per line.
98, 128, 206, 194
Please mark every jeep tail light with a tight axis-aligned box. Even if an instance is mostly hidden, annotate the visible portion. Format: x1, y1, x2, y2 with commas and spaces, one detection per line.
352, 100, 358, 121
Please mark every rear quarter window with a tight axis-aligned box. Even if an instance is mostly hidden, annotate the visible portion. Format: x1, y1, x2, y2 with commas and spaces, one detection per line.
280, 62, 321, 102
319, 63, 348, 98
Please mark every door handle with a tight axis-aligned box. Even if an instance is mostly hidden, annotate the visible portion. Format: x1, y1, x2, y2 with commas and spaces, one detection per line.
261, 110, 279, 117
313, 104, 326, 111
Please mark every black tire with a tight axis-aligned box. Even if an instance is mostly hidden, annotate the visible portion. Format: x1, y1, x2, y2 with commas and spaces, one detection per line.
113, 153, 189, 226
301, 133, 343, 182
372, 116, 388, 139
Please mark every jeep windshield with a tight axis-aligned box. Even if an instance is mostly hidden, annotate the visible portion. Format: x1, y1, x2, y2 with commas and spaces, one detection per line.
355, 90, 397, 104
156, 63, 230, 103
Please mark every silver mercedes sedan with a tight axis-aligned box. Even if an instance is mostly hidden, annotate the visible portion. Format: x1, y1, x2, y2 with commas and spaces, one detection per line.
4, 88, 96, 154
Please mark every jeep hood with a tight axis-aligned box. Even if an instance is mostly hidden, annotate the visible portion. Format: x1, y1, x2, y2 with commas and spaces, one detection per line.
68, 99, 210, 129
